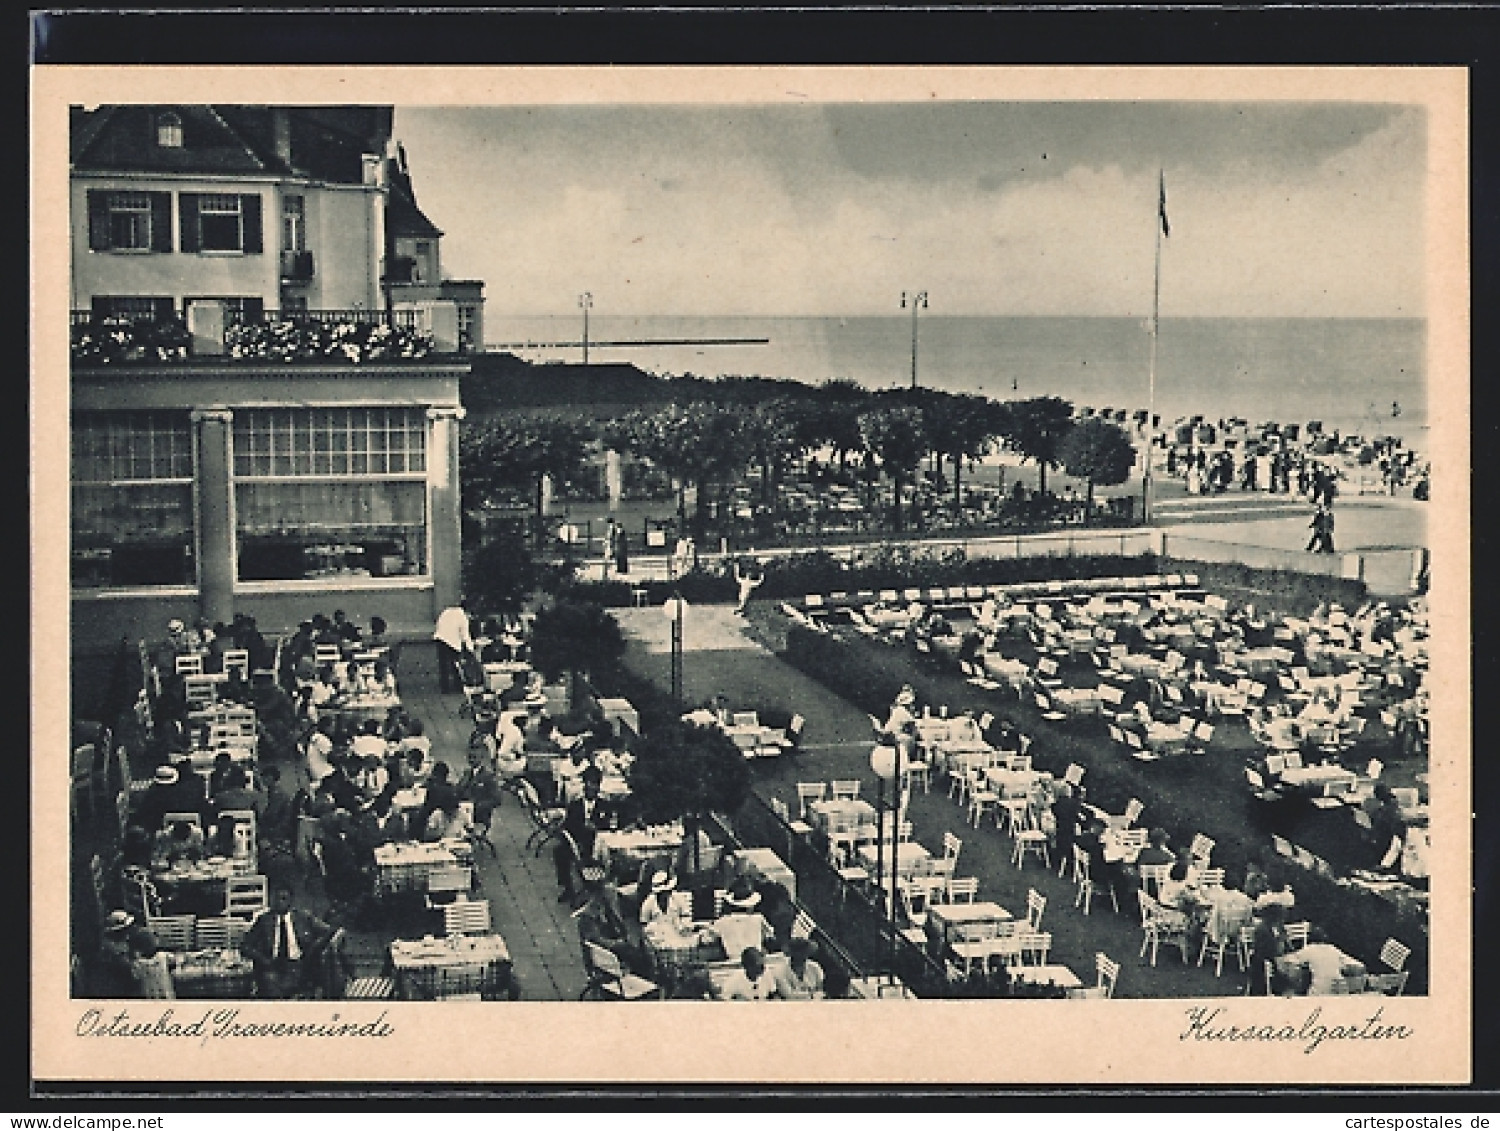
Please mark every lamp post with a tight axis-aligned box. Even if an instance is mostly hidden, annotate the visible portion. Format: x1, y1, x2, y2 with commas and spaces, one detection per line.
662, 592, 688, 709
901, 291, 928, 389
870, 739, 902, 986
578, 291, 593, 365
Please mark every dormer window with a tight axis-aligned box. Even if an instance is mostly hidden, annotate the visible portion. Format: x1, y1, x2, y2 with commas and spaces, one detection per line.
156, 112, 183, 148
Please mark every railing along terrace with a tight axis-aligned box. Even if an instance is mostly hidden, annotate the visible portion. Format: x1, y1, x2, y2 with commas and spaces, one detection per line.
71, 308, 422, 329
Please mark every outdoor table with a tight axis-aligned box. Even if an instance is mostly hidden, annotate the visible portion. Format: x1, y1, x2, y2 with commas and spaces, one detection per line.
325, 694, 400, 728
1279, 762, 1359, 793
1143, 722, 1190, 755
390, 932, 513, 1000
707, 953, 792, 999
170, 948, 255, 999
721, 723, 783, 756
1238, 648, 1281, 676
1009, 963, 1083, 991
151, 856, 258, 916
1052, 687, 1101, 716
1118, 654, 1166, 679
596, 696, 641, 737
925, 901, 1012, 957
642, 918, 721, 983
734, 846, 797, 902
373, 840, 460, 896
595, 824, 684, 871
547, 759, 631, 803
1060, 628, 1097, 656
985, 766, 1041, 796
857, 839, 933, 882
1202, 887, 1256, 948
847, 975, 917, 999
983, 654, 1032, 691
482, 660, 531, 694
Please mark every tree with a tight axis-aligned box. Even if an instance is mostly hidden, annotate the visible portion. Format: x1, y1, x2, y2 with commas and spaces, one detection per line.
461, 414, 596, 548
606, 403, 753, 539
997, 396, 1076, 498
739, 399, 804, 510
920, 391, 1002, 518
627, 721, 752, 878
1058, 416, 1137, 512
858, 403, 929, 533
461, 531, 542, 615
528, 599, 626, 703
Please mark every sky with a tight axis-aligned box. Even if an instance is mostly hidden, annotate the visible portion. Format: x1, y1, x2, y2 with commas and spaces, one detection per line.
393, 101, 1426, 320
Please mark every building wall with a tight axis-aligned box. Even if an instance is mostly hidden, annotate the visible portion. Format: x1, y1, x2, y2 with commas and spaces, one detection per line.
304, 184, 382, 310
72, 176, 382, 314
71, 363, 466, 658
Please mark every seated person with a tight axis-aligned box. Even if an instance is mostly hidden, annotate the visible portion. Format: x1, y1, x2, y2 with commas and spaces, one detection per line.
397, 721, 433, 782
1155, 858, 1204, 920
304, 718, 337, 787
240, 884, 334, 1000
493, 711, 531, 777
365, 616, 390, 654
710, 878, 775, 960
719, 946, 780, 1001
153, 818, 206, 866
1286, 925, 1364, 996
638, 870, 690, 929
1135, 827, 1177, 870
349, 719, 387, 760
774, 936, 825, 1000
423, 799, 473, 843
352, 789, 410, 849
457, 747, 503, 826
574, 870, 641, 973
417, 763, 460, 832
212, 766, 267, 823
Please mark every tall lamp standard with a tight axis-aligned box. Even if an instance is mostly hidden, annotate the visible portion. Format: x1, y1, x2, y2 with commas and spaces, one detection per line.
578, 291, 593, 365
901, 291, 928, 389
870, 739, 902, 988
663, 547, 688, 708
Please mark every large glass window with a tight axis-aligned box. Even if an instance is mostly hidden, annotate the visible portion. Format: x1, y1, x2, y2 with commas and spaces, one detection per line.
108, 192, 153, 251
198, 194, 244, 252
71, 412, 195, 588
233, 408, 428, 581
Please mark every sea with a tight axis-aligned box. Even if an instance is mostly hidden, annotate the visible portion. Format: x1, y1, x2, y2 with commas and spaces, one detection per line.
489, 315, 1429, 449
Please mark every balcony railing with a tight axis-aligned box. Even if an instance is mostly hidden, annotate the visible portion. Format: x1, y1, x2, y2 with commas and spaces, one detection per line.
71, 307, 436, 365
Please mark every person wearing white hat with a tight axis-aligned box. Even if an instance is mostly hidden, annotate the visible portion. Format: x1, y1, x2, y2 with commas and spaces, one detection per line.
711, 877, 774, 961
638, 870, 686, 928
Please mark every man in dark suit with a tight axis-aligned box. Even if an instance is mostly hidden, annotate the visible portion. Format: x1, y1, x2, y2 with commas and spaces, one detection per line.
241, 884, 333, 999
554, 768, 612, 905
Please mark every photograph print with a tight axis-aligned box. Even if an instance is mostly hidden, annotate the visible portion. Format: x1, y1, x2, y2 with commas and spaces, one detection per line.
35, 65, 1469, 1086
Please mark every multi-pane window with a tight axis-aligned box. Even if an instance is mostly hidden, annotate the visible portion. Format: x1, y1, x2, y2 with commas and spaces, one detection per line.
71, 412, 195, 588
179, 192, 262, 254
108, 192, 153, 250
156, 112, 182, 148
86, 190, 172, 253
232, 408, 428, 581
198, 194, 243, 252
233, 408, 427, 478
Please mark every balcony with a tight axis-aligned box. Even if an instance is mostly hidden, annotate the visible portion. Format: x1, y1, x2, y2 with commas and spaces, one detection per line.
71, 308, 435, 366
280, 249, 315, 281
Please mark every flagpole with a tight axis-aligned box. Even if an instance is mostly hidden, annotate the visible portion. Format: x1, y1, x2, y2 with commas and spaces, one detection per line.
1143, 171, 1166, 526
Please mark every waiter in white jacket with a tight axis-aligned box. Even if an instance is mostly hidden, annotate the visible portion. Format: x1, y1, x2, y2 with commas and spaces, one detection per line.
433, 598, 475, 694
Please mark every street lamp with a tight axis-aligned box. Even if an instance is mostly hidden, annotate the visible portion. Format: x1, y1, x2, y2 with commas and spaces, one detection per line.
578, 292, 593, 365
901, 291, 928, 389
662, 592, 689, 709
869, 738, 902, 987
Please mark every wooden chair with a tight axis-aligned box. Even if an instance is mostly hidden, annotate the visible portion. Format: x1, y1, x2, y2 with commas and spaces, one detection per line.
966, 778, 1000, 828
424, 865, 473, 911
146, 914, 196, 952
1137, 890, 1192, 966
1188, 833, 1216, 866
443, 898, 492, 936
1070, 843, 1117, 916
830, 780, 860, 802
223, 874, 268, 921
1137, 862, 1171, 898
1015, 930, 1052, 966
174, 652, 204, 677
194, 916, 249, 951
944, 876, 980, 904
1071, 952, 1120, 999
1024, 888, 1046, 933
183, 675, 218, 711
221, 648, 251, 682
1122, 798, 1144, 827
434, 963, 487, 1001
580, 941, 663, 1002
1284, 921, 1311, 951
1011, 823, 1051, 872
794, 781, 827, 821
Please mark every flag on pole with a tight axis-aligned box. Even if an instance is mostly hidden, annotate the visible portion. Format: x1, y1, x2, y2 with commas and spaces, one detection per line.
1158, 170, 1170, 238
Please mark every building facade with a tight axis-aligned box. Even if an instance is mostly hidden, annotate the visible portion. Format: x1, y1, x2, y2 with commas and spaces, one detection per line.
70, 105, 482, 655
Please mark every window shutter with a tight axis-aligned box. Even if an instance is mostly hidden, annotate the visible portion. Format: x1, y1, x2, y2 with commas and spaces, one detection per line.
149, 193, 173, 253
243, 297, 265, 322
153, 298, 176, 322
241, 193, 263, 253
178, 193, 200, 253
87, 190, 110, 251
